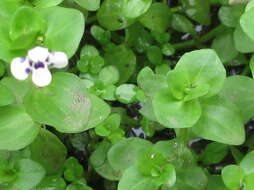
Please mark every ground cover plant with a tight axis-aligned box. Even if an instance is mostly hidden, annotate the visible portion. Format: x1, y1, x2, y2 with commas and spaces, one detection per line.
1, 0, 254, 189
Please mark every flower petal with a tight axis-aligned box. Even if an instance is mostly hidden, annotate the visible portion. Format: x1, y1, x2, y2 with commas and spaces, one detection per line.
28, 46, 49, 62
32, 66, 52, 87
48, 52, 68, 68
10, 57, 30, 80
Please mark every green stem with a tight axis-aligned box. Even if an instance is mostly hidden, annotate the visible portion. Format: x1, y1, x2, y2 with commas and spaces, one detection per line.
86, 15, 97, 24
173, 25, 226, 50
175, 128, 189, 145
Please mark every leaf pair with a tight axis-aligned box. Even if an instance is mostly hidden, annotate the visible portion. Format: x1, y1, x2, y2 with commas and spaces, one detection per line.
153, 49, 226, 129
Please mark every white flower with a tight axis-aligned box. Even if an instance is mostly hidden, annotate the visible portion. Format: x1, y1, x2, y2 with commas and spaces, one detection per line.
10, 46, 68, 87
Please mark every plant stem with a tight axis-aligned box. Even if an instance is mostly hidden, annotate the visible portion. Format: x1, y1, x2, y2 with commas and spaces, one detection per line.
175, 128, 189, 145
87, 15, 97, 24
173, 25, 226, 50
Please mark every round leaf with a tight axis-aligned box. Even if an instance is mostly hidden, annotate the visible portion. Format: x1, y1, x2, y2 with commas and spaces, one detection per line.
74, 0, 100, 11
139, 3, 171, 32
240, 151, 254, 175
108, 138, 153, 173
0, 83, 16, 106
29, 129, 67, 174
104, 44, 136, 84
175, 49, 226, 97
40, 6, 85, 58
0, 105, 40, 151
240, 8, 254, 42
122, 0, 152, 18
152, 89, 202, 128
222, 165, 244, 190
97, 0, 135, 31
31, 0, 63, 8
24, 72, 92, 133
11, 159, 45, 190
192, 96, 245, 145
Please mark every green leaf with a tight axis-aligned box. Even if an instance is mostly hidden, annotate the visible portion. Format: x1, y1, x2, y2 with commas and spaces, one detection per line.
218, 5, 245, 27
206, 175, 227, 190
90, 141, 122, 180
200, 142, 229, 164
95, 113, 121, 136
0, 83, 15, 106
31, 0, 63, 8
152, 89, 201, 128
244, 173, 254, 190
234, 24, 254, 53
0, 0, 23, 19
99, 66, 119, 85
212, 32, 238, 63
118, 166, 159, 190
167, 67, 210, 101
240, 8, 254, 41
0, 165, 17, 184
24, 72, 92, 133
219, 75, 254, 122
175, 167, 208, 190
11, 159, 45, 190
64, 157, 84, 182
139, 3, 171, 32
125, 23, 153, 53
74, 0, 100, 11
139, 99, 158, 121
115, 84, 137, 104
246, 0, 254, 11
97, 0, 135, 31
1, 77, 30, 104
29, 128, 67, 174
67, 184, 93, 190
162, 43, 175, 56
221, 165, 244, 190
0, 105, 40, 151
151, 31, 170, 45
104, 44, 136, 84
154, 140, 196, 169
122, 0, 152, 18
90, 25, 111, 45
171, 14, 196, 35
174, 49, 226, 97
180, 0, 211, 25
108, 138, 153, 173
192, 96, 245, 145
0, 61, 5, 77
9, 6, 46, 40
86, 93, 111, 130
0, 0, 25, 62
80, 45, 99, 57
36, 175, 66, 190
137, 67, 167, 98
240, 151, 254, 175
40, 6, 85, 58
146, 45, 162, 65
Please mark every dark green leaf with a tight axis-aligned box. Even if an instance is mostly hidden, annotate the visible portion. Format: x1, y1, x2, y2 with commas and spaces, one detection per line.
29, 129, 67, 174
